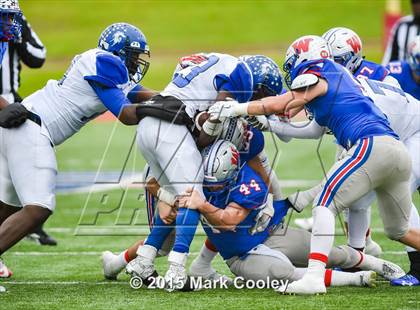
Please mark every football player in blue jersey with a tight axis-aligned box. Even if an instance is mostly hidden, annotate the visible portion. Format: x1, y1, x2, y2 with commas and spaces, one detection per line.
322, 27, 399, 86
209, 35, 420, 295
387, 35, 420, 100
178, 140, 405, 289
131, 54, 283, 291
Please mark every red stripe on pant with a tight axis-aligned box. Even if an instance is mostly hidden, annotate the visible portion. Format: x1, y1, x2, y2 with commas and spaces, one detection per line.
320, 139, 369, 206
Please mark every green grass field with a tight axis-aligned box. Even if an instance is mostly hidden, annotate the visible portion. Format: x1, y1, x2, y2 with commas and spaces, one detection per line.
1, 1, 419, 309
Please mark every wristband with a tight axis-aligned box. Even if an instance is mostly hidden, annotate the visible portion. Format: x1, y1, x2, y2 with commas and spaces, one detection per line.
157, 188, 176, 206
234, 102, 249, 116
202, 119, 222, 136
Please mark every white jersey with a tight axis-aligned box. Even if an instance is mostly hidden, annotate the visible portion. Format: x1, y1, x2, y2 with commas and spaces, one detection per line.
22, 48, 137, 145
161, 53, 253, 118
358, 78, 420, 142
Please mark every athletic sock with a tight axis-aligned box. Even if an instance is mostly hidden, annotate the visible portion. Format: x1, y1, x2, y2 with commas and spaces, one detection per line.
190, 240, 218, 275
173, 208, 200, 253
144, 215, 173, 250
309, 206, 335, 260
408, 251, 420, 279
326, 269, 362, 287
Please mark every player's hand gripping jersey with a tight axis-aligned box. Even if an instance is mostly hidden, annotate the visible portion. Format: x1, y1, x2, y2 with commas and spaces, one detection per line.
202, 164, 288, 260
387, 61, 420, 100
21, 48, 139, 145
291, 59, 398, 149
161, 53, 253, 119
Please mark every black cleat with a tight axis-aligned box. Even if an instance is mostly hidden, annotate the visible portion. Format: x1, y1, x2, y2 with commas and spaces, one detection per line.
27, 228, 57, 246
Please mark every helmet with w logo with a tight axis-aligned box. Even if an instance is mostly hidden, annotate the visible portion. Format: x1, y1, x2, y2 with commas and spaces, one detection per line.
283, 35, 332, 88
322, 27, 363, 73
202, 140, 240, 196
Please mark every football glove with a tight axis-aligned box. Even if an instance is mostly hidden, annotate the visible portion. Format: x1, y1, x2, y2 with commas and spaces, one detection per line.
246, 115, 269, 131
208, 99, 247, 122
0, 103, 29, 128
250, 194, 274, 235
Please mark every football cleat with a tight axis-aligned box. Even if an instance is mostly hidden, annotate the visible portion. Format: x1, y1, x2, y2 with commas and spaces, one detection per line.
164, 263, 188, 292
126, 256, 157, 287
102, 251, 124, 280
356, 271, 377, 287
294, 217, 314, 231
26, 228, 57, 246
365, 238, 382, 257
276, 273, 326, 295
390, 274, 420, 286
378, 260, 405, 281
0, 258, 12, 278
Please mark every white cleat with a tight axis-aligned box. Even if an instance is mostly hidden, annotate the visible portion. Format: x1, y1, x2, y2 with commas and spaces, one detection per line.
365, 239, 382, 257
102, 251, 124, 280
294, 217, 314, 231
276, 274, 326, 295
356, 271, 377, 287
378, 260, 405, 280
126, 256, 156, 280
0, 258, 12, 279
164, 263, 188, 292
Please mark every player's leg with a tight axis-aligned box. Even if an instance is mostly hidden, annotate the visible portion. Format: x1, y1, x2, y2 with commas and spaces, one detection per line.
284, 137, 375, 294
0, 122, 55, 261
138, 117, 204, 290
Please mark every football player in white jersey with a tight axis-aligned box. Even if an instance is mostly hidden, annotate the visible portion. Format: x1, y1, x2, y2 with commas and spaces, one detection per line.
0, 23, 155, 278
127, 53, 283, 291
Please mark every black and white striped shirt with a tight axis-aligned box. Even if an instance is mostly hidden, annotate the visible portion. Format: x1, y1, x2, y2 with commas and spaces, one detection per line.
382, 15, 419, 65
0, 15, 46, 103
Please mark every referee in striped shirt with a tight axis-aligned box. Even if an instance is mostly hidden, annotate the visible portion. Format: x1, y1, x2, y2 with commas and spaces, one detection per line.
382, 0, 420, 65
1, 14, 57, 246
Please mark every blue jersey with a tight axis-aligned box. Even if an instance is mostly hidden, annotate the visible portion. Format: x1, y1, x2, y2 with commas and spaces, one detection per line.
387, 61, 420, 100
291, 59, 398, 149
354, 59, 389, 81
240, 126, 265, 163
202, 164, 287, 260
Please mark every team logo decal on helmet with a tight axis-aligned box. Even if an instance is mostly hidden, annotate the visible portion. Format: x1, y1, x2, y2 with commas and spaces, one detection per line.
322, 27, 363, 73
283, 35, 331, 88
98, 22, 150, 83
240, 55, 283, 97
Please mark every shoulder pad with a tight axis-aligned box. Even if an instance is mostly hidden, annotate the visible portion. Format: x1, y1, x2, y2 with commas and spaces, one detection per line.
291, 74, 319, 90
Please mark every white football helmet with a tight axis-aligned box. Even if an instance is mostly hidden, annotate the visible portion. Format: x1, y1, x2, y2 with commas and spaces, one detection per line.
283, 35, 332, 87
408, 35, 420, 76
202, 140, 239, 186
219, 117, 247, 150
322, 27, 363, 73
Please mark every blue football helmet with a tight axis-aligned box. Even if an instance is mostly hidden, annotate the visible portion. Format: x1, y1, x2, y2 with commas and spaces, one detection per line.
240, 55, 283, 98
98, 22, 150, 83
0, 0, 22, 42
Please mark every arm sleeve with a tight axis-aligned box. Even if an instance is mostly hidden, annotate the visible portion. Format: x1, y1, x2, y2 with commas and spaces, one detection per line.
127, 84, 144, 103
268, 119, 325, 139
214, 62, 253, 103
14, 15, 46, 68
88, 80, 131, 117
84, 53, 129, 88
